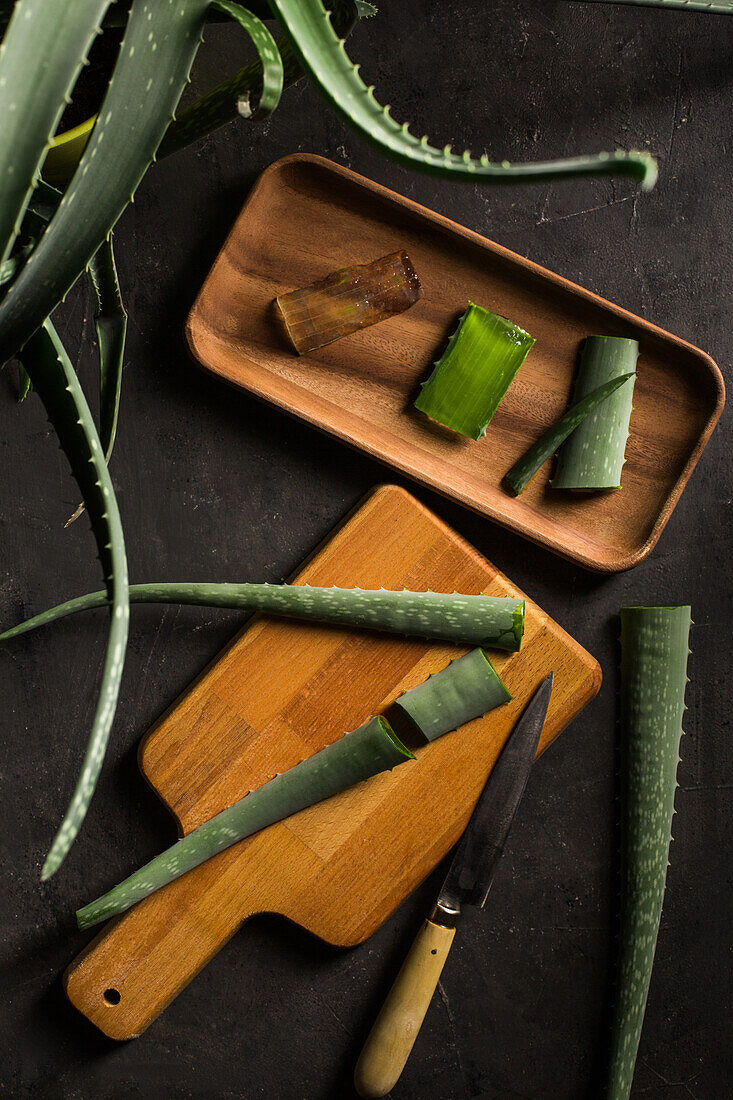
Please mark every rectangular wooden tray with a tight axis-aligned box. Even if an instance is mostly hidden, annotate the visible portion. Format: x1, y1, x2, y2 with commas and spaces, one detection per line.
186, 154, 724, 572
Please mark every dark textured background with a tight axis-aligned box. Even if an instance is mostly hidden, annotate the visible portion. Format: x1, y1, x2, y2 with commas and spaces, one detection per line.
1, 2, 730, 1097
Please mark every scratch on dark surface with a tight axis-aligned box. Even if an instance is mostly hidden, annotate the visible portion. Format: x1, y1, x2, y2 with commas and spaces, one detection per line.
538, 197, 631, 227
437, 980, 471, 1094
665, 45, 685, 167
637, 1058, 701, 1098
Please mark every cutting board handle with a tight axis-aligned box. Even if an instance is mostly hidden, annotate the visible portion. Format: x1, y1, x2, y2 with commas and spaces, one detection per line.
64, 858, 261, 1040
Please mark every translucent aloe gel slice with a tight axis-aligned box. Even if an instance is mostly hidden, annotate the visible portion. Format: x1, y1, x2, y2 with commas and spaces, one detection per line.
552, 336, 638, 490
414, 302, 535, 440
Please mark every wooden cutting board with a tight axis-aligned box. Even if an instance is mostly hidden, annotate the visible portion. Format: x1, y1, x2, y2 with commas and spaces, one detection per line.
64, 486, 601, 1040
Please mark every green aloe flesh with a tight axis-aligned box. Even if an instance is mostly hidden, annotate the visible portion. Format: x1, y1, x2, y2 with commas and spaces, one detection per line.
503, 373, 636, 496
0, 584, 526, 653
414, 303, 535, 440
77, 716, 414, 928
552, 336, 638, 490
17, 321, 129, 879
394, 648, 512, 742
609, 605, 692, 1100
269, 0, 657, 188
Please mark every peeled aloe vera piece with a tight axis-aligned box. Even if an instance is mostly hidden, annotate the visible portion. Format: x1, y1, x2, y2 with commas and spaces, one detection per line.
276, 250, 422, 355
0, 583, 525, 652
609, 605, 692, 1100
503, 373, 635, 496
414, 303, 535, 440
77, 716, 413, 928
394, 648, 511, 742
552, 337, 638, 490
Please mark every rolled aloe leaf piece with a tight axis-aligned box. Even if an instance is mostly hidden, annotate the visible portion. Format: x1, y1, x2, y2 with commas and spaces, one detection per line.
414, 303, 535, 440
503, 373, 635, 496
609, 605, 692, 1100
394, 648, 511, 742
77, 716, 413, 928
551, 336, 638, 490
275, 250, 422, 355
0, 583, 525, 652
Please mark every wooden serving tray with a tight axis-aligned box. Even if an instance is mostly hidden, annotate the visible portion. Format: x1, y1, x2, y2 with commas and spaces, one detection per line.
64, 486, 600, 1040
186, 154, 724, 573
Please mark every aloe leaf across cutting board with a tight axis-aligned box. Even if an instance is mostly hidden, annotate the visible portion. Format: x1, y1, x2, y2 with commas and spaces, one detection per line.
76, 649, 512, 928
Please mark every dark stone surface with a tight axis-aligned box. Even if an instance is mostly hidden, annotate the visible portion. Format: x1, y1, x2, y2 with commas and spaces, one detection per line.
1, 3, 730, 1097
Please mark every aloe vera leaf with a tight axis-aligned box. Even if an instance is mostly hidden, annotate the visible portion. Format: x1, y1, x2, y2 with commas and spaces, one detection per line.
66, 236, 128, 527
42, 116, 96, 189
0, 584, 526, 652
158, 0, 359, 158
267, 0, 657, 188
414, 303, 535, 440
209, 1, 283, 120
16, 320, 129, 879
0, 0, 211, 367
552, 337, 639, 490
503, 373, 636, 496
394, 648, 511, 742
609, 605, 692, 1100
0, 0, 109, 264
76, 716, 413, 928
16, 362, 30, 401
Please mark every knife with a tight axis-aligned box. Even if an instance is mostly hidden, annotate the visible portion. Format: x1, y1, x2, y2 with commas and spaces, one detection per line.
353, 672, 554, 1099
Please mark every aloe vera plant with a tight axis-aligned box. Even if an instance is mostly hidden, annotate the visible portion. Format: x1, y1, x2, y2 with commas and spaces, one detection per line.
77, 715, 414, 929
0, 0, 708, 874
609, 606, 692, 1100
0, 584, 526, 652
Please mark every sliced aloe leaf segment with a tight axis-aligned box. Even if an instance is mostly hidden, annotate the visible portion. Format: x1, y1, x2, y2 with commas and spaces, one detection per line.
414, 303, 535, 440
609, 605, 692, 1100
551, 336, 638, 490
0, 584, 526, 652
394, 648, 511, 742
503, 372, 636, 496
76, 716, 413, 929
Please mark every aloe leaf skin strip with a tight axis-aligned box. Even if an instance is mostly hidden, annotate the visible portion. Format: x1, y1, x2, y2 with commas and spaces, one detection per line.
394, 648, 512, 742
77, 717, 414, 929
552, 336, 639, 490
503, 373, 636, 496
1, 584, 526, 653
608, 605, 692, 1100
414, 303, 535, 440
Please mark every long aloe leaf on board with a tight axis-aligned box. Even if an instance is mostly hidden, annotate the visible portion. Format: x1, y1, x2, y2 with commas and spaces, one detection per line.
267, 0, 657, 188
394, 648, 511, 742
0, 0, 212, 367
503, 373, 636, 496
16, 321, 129, 879
552, 337, 639, 490
608, 606, 692, 1100
0, 584, 526, 652
77, 716, 414, 928
159, 0, 361, 156
0, 0, 110, 264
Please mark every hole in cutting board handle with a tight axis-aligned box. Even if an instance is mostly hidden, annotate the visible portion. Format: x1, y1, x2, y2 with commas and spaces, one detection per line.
103, 988, 121, 1006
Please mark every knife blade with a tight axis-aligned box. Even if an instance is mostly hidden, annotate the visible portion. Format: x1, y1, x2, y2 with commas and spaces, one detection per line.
354, 672, 554, 1099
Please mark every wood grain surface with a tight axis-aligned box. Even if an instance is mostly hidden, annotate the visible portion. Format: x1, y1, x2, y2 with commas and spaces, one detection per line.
64, 485, 600, 1040
185, 154, 724, 573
